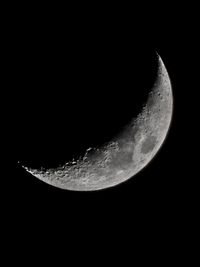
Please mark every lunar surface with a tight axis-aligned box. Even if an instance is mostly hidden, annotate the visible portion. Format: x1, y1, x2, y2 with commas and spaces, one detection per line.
22, 54, 173, 191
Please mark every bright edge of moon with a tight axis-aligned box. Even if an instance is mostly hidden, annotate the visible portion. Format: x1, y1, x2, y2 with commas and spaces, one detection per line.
21, 53, 173, 191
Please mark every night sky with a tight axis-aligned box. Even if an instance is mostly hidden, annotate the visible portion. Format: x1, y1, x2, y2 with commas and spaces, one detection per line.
2, 7, 193, 243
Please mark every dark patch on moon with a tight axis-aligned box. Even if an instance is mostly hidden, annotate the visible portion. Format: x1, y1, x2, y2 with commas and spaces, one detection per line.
110, 150, 133, 170
147, 92, 157, 108
141, 135, 157, 154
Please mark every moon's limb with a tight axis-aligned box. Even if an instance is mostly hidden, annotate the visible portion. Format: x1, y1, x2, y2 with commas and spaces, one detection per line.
23, 54, 173, 191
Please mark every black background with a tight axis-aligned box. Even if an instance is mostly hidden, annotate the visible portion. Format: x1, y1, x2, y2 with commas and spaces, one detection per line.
1, 4, 197, 257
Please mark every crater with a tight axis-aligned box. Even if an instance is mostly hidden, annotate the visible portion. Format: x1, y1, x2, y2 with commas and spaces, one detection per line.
141, 135, 157, 154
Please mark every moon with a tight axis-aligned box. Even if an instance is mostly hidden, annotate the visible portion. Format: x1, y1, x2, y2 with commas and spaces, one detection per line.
22, 53, 173, 191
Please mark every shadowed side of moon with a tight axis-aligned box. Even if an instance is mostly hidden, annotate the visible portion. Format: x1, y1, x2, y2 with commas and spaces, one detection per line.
16, 44, 158, 170
21, 52, 173, 191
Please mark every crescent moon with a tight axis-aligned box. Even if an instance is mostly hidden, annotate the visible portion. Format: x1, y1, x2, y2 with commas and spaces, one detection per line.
22, 53, 173, 191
